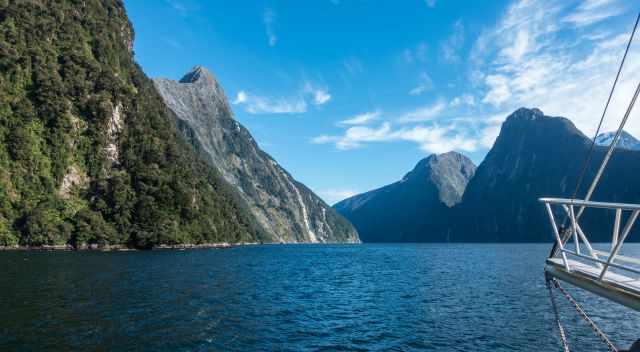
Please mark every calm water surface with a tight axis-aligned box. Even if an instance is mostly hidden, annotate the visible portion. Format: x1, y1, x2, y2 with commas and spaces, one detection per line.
1, 244, 639, 351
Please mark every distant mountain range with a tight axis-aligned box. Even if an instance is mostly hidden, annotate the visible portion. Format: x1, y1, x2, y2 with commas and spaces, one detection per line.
336, 108, 640, 242
595, 130, 640, 151
154, 67, 359, 243
334, 152, 475, 242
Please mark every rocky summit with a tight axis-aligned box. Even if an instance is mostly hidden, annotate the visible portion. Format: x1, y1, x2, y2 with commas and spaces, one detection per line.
334, 151, 476, 242
453, 107, 640, 242
153, 67, 359, 243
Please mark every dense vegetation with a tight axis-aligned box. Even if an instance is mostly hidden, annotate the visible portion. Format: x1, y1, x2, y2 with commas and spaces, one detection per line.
0, 0, 262, 247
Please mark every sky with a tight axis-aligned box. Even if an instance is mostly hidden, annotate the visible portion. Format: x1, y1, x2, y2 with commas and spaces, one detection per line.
124, 0, 640, 204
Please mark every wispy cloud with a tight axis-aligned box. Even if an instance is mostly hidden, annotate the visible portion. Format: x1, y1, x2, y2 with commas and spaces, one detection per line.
425, 0, 436, 8
318, 189, 359, 204
263, 8, 277, 47
312, 123, 393, 150
312, 121, 480, 154
403, 42, 428, 64
233, 90, 307, 114
398, 100, 446, 123
304, 83, 331, 105
563, 0, 624, 27
338, 111, 381, 126
409, 72, 433, 96
165, 0, 187, 13
440, 19, 465, 63
234, 81, 332, 114
471, 0, 640, 140
450, 94, 476, 107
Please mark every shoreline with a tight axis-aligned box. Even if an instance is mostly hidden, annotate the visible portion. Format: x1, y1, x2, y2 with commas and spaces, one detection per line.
0, 242, 261, 252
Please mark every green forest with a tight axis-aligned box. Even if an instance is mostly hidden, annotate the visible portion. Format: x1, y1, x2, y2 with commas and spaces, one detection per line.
0, 0, 263, 248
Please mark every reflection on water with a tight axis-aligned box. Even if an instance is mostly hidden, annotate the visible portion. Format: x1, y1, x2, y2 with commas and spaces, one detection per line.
1, 244, 639, 351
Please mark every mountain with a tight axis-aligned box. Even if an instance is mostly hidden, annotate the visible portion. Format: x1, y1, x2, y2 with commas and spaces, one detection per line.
595, 131, 640, 151
0, 1, 262, 248
453, 108, 640, 242
334, 152, 476, 242
153, 67, 359, 243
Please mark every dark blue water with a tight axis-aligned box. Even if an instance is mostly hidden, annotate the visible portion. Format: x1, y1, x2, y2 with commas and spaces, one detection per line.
1, 244, 639, 351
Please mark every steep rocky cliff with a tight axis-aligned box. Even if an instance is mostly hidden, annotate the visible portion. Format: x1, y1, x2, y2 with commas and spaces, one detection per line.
334, 152, 475, 242
453, 108, 640, 242
153, 67, 359, 243
0, 0, 261, 247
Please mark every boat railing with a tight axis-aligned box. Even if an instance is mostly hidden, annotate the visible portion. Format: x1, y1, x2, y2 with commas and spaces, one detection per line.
540, 197, 640, 281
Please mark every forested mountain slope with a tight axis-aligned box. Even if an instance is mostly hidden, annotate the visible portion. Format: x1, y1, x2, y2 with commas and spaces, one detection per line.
0, 0, 262, 248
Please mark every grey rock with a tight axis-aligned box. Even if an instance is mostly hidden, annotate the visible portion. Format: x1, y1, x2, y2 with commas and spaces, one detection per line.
153, 66, 359, 243
334, 151, 476, 242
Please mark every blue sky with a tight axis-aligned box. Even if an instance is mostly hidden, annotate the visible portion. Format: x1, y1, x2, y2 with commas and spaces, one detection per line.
124, 0, 640, 204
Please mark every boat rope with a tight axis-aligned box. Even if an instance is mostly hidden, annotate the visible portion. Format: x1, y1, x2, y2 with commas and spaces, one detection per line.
549, 278, 619, 352
547, 279, 571, 352
562, 12, 640, 228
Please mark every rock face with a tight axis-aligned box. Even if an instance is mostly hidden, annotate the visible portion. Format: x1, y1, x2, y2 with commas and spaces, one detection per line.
0, 0, 261, 248
453, 108, 640, 242
334, 152, 476, 242
595, 130, 640, 151
153, 67, 359, 243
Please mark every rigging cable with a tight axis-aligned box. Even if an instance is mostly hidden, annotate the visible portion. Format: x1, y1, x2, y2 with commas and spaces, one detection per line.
557, 11, 640, 238
568, 12, 640, 210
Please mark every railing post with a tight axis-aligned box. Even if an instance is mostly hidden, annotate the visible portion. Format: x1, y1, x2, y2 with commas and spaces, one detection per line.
612, 208, 621, 251
600, 209, 640, 281
561, 205, 602, 268
569, 205, 580, 255
546, 202, 570, 271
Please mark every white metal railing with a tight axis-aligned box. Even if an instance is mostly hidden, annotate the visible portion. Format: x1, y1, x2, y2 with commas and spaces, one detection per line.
540, 197, 640, 281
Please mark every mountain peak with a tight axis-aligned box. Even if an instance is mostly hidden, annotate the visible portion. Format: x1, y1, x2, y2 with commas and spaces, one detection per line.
508, 107, 545, 121
595, 130, 640, 151
498, 107, 586, 145
404, 151, 476, 207
179, 65, 216, 84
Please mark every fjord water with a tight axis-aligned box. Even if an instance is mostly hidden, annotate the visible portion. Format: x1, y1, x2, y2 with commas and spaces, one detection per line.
2, 244, 639, 351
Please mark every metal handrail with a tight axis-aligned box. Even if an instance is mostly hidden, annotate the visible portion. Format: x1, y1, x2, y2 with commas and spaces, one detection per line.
540, 197, 640, 281
540, 197, 640, 211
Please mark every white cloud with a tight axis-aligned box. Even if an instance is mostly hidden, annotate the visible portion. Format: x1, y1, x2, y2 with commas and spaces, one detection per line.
398, 100, 446, 123
480, 125, 501, 148
409, 72, 433, 96
482, 75, 511, 107
450, 94, 476, 107
234, 81, 332, 114
318, 189, 359, 204
440, 20, 465, 63
232, 91, 307, 114
233, 91, 248, 104
425, 0, 436, 8
263, 8, 277, 47
312, 122, 393, 150
338, 111, 381, 126
312, 121, 480, 154
472, 0, 640, 138
563, 0, 624, 27
313, 90, 331, 105
304, 83, 331, 105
